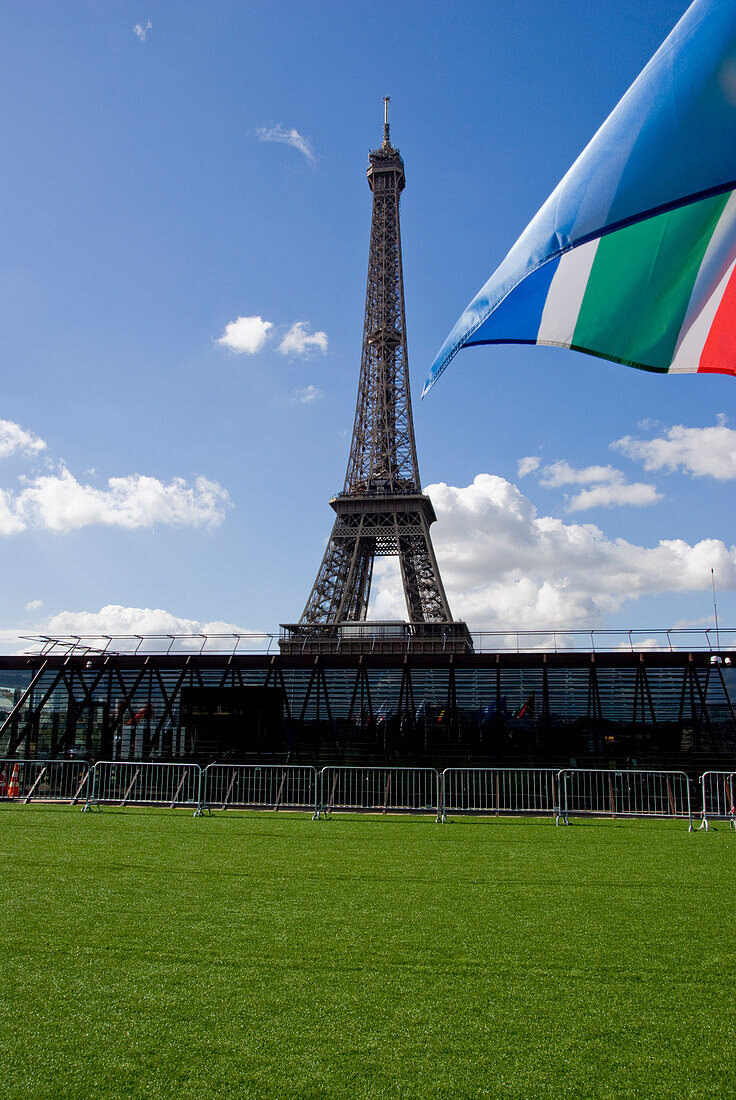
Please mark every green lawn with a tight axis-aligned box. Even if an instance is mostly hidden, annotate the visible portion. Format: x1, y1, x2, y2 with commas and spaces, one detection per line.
0, 806, 733, 1099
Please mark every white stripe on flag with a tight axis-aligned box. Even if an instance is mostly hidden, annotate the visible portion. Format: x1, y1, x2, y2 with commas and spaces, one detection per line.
670, 190, 736, 373
537, 238, 600, 347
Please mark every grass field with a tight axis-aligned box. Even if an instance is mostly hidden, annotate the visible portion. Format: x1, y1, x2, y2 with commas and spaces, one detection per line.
1, 806, 734, 1100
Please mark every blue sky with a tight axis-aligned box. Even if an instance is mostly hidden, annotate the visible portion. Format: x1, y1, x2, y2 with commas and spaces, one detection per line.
2, 0, 734, 643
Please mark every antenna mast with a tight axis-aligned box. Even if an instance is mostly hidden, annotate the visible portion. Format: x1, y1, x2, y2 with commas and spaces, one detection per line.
712, 568, 721, 650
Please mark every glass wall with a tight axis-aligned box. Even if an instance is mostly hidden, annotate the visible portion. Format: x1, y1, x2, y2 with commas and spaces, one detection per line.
0, 657, 732, 767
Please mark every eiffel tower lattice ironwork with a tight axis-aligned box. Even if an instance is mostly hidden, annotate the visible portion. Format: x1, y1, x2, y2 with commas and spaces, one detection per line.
281, 102, 470, 654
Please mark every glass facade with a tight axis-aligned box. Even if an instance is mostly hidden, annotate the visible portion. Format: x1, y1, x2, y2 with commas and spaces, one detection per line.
0, 653, 734, 771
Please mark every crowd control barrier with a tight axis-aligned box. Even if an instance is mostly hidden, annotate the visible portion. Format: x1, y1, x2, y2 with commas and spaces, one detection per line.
318, 766, 439, 817
203, 764, 318, 815
84, 761, 203, 814
699, 771, 736, 830
0, 758, 90, 804
558, 769, 692, 827
1, 759, 720, 833
440, 768, 560, 823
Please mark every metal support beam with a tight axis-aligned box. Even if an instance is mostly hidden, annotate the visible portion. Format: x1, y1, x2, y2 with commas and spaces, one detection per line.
632, 658, 657, 726
0, 660, 49, 741
587, 658, 603, 722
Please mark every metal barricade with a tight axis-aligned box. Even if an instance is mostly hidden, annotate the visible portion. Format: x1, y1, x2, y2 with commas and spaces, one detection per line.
203, 764, 318, 816
699, 771, 736, 831
558, 769, 692, 828
319, 766, 439, 818
0, 758, 91, 804
440, 768, 561, 823
85, 761, 203, 814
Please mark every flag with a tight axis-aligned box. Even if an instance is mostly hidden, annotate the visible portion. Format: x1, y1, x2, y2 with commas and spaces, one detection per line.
423, 0, 736, 396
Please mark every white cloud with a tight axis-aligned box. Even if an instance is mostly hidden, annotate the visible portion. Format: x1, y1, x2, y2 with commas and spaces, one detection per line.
613, 419, 736, 480
279, 322, 328, 357
0, 419, 47, 459
535, 459, 661, 511
567, 482, 663, 512
517, 456, 541, 478
6, 605, 261, 655
256, 124, 316, 164
670, 615, 714, 629
216, 316, 327, 358
43, 605, 249, 638
0, 489, 25, 535
0, 467, 229, 534
25, 599, 43, 612
133, 19, 152, 42
217, 315, 273, 355
292, 385, 323, 404
370, 473, 736, 630
539, 461, 625, 487
0, 415, 230, 536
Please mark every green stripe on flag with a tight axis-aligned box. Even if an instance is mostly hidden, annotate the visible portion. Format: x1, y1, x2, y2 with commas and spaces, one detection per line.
572, 191, 730, 371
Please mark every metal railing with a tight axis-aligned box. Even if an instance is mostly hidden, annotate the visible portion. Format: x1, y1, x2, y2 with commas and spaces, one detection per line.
440, 768, 561, 823
84, 761, 203, 814
0, 758, 90, 804
558, 769, 692, 827
203, 764, 318, 815
1, 760, 723, 834
699, 771, 736, 831
318, 766, 440, 817
19, 626, 736, 656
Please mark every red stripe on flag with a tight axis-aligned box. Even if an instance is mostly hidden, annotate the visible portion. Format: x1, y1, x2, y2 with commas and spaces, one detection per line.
699, 267, 736, 375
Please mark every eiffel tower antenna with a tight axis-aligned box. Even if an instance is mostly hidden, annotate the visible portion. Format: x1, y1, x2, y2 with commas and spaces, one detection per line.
281, 104, 470, 654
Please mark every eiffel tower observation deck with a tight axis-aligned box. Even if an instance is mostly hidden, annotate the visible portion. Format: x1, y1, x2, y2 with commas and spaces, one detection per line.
281, 102, 471, 655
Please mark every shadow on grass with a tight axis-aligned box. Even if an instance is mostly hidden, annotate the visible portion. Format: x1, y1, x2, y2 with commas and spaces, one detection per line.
442, 816, 625, 829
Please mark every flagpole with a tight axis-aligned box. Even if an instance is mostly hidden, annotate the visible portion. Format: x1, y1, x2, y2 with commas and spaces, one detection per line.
711, 568, 721, 651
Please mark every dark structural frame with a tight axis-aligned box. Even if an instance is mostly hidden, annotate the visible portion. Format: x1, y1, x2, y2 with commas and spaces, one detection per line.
0, 648, 734, 776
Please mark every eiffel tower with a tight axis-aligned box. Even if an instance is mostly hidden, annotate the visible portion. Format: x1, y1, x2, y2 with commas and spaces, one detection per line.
281, 102, 471, 654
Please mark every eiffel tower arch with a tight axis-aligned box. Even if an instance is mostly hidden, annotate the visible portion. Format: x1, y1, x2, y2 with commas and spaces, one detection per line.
281, 102, 471, 655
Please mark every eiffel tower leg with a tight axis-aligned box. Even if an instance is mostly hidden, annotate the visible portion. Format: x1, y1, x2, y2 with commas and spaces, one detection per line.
299, 529, 355, 625
334, 537, 374, 622
397, 516, 453, 623
300, 520, 376, 625
344, 549, 373, 621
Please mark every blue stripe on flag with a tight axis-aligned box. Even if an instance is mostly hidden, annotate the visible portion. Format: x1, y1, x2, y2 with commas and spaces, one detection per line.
467, 257, 560, 347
